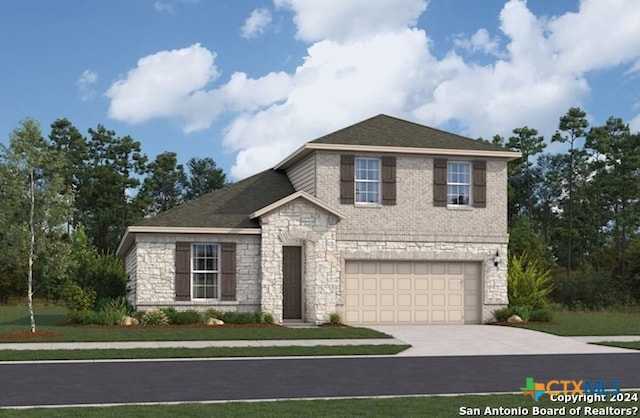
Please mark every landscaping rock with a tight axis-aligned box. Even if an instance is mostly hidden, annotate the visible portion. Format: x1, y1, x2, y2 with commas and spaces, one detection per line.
507, 314, 523, 323
122, 316, 139, 326
206, 318, 225, 326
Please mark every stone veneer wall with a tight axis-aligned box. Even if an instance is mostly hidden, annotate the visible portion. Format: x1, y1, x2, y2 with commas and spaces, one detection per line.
260, 199, 340, 324
337, 240, 508, 322
131, 233, 261, 311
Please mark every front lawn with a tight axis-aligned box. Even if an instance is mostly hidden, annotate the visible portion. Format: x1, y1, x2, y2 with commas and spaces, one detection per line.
0, 344, 410, 361
519, 310, 640, 336
0, 305, 390, 342
1, 393, 639, 417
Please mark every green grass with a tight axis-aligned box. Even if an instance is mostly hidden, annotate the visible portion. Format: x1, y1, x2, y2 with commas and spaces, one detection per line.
0, 305, 390, 342
596, 341, 640, 350
1, 393, 639, 417
519, 310, 640, 336
0, 344, 409, 361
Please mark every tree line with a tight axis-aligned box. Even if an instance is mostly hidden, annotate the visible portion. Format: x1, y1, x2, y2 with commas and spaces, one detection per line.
0, 117, 227, 306
1, 109, 639, 311
489, 107, 640, 308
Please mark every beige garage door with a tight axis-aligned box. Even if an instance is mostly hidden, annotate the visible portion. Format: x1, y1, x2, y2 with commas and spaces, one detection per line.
344, 261, 481, 325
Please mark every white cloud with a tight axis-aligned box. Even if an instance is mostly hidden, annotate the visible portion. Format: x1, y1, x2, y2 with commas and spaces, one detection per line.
106, 43, 219, 127
274, 0, 427, 42
454, 29, 502, 56
241, 8, 272, 39
107, 0, 640, 179
76, 70, 98, 101
153, 0, 199, 14
548, 0, 640, 74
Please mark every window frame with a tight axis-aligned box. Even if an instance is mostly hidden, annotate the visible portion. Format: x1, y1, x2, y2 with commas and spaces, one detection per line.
447, 161, 472, 207
354, 157, 381, 204
191, 243, 220, 300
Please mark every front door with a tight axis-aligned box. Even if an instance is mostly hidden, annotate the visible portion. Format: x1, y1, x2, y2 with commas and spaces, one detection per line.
282, 246, 302, 319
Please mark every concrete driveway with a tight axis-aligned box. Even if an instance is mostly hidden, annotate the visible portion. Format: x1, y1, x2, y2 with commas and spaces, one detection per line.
369, 324, 637, 356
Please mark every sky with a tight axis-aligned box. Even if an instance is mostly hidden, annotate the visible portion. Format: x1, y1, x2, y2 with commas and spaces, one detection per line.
1, 0, 639, 180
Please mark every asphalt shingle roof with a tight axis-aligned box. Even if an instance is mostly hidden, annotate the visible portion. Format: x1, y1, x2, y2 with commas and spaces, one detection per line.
134, 169, 294, 228
310, 114, 508, 152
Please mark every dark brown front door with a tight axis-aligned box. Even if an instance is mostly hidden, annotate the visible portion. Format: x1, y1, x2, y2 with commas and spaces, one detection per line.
283, 246, 302, 319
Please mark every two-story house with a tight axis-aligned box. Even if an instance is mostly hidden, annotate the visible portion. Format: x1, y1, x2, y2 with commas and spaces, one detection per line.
116, 114, 521, 324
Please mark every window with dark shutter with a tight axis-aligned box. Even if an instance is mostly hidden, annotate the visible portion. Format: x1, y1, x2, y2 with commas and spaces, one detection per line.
340, 155, 355, 204
175, 242, 191, 301
433, 158, 447, 207
472, 160, 487, 208
381, 156, 396, 205
220, 242, 237, 301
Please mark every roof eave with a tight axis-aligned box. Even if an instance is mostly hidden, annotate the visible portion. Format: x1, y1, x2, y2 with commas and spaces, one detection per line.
274, 143, 522, 170
249, 190, 346, 220
116, 226, 262, 258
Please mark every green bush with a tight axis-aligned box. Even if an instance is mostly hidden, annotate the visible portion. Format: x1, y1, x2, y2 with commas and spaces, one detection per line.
508, 252, 553, 309
100, 297, 133, 325
511, 305, 534, 322
64, 283, 97, 324
329, 312, 342, 324
529, 307, 553, 322
141, 310, 169, 325
82, 310, 109, 325
169, 310, 203, 325
203, 309, 271, 324
260, 312, 274, 324
492, 306, 516, 322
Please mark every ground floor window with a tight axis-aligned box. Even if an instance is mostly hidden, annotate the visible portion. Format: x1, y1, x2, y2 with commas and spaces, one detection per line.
192, 243, 219, 299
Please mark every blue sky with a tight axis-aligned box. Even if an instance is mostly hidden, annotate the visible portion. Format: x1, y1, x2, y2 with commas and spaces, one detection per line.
1, 0, 639, 180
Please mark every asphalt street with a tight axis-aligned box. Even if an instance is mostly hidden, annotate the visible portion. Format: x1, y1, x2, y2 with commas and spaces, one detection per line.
2, 353, 640, 407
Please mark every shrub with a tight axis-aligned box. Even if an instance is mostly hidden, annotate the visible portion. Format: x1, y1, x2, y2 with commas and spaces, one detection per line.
508, 252, 553, 309
260, 312, 274, 324
329, 312, 342, 325
492, 306, 516, 322
511, 305, 534, 322
100, 297, 133, 325
529, 307, 553, 322
551, 269, 620, 309
169, 310, 203, 325
141, 310, 169, 325
203, 309, 271, 324
64, 283, 97, 324
161, 307, 178, 323
82, 310, 109, 325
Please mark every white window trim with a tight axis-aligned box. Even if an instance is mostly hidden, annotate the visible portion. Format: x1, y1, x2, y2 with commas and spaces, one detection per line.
191, 243, 220, 300
447, 161, 472, 207
354, 157, 381, 205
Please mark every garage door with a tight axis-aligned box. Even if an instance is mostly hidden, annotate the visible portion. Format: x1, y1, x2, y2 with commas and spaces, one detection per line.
344, 261, 481, 325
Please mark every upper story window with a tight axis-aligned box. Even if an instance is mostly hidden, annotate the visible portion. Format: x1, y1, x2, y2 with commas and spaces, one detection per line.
192, 243, 219, 299
355, 158, 380, 203
447, 161, 471, 206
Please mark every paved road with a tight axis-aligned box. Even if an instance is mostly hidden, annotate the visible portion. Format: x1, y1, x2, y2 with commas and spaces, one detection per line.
2, 353, 640, 407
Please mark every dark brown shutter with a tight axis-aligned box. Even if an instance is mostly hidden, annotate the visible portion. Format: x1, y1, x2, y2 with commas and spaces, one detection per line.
473, 160, 487, 208
381, 156, 396, 205
220, 242, 236, 301
340, 155, 355, 204
175, 242, 191, 301
433, 158, 447, 207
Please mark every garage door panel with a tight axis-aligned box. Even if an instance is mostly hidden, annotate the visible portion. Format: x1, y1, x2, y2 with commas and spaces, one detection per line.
397, 294, 411, 306
344, 261, 479, 325
380, 294, 394, 306
415, 277, 428, 290
397, 278, 412, 290
380, 278, 394, 290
